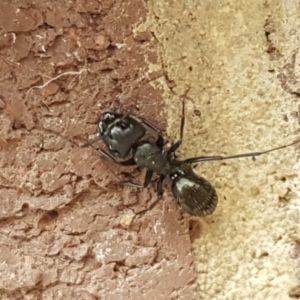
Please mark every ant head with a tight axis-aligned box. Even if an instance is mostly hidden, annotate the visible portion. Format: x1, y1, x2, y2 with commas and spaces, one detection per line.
98, 112, 124, 136
98, 112, 146, 158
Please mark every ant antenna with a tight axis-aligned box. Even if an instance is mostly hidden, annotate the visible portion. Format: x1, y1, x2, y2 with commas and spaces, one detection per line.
184, 139, 300, 164
81, 135, 101, 147
173, 87, 190, 142
179, 98, 186, 141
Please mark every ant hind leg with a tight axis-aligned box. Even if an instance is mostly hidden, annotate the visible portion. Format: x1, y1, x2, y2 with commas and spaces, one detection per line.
121, 170, 153, 188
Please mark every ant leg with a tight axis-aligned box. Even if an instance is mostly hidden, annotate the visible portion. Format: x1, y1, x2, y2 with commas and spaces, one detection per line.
166, 140, 182, 160
81, 137, 136, 166
133, 175, 165, 216
157, 175, 166, 198
156, 134, 164, 150
169, 140, 182, 153
98, 149, 136, 166
121, 170, 153, 188
119, 158, 137, 166
97, 149, 117, 162
184, 139, 300, 164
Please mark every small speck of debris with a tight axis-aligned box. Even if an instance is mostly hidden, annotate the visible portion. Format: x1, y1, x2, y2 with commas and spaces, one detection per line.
120, 214, 135, 228
193, 109, 201, 117
115, 43, 125, 49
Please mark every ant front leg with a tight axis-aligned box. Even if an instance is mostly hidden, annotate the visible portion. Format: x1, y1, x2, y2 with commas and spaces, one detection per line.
81, 136, 137, 166
97, 149, 136, 166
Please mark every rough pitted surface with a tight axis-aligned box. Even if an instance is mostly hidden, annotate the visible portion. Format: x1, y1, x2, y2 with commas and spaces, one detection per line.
140, 0, 300, 299
0, 1, 199, 299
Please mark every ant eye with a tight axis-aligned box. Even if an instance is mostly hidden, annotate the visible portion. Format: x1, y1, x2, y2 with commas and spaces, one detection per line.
103, 113, 115, 121
98, 121, 106, 133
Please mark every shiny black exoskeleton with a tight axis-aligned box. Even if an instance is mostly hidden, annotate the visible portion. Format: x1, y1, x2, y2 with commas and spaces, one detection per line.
95, 106, 218, 216
93, 104, 300, 216
99, 112, 149, 158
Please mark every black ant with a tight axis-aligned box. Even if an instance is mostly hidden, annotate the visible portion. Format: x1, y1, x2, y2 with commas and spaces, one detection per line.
85, 101, 300, 216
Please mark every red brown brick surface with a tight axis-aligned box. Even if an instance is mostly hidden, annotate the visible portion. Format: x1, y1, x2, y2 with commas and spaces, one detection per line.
0, 1, 199, 299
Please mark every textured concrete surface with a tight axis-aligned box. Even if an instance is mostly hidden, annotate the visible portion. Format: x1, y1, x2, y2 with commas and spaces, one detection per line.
138, 0, 300, 299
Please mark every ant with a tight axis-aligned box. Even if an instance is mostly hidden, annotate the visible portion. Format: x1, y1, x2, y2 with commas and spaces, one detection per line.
85, 101, 300, 216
